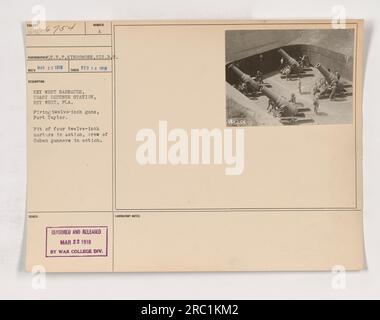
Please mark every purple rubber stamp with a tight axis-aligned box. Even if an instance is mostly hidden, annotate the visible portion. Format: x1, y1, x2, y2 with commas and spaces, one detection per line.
45, 226, 108, 258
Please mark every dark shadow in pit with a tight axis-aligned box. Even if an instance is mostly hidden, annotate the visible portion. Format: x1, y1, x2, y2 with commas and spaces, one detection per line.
320, 96, 348, 102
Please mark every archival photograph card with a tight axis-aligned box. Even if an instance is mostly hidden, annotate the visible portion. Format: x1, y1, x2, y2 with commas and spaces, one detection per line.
25, 20, 364, 272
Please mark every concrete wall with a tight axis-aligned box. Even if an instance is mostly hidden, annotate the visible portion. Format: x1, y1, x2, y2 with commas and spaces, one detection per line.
226, 44, 353, 83
225, 29, 354, 81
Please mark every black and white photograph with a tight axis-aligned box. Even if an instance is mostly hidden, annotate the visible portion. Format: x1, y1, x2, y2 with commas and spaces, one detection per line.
1, 0, 380, 303
226, 28, 355, 126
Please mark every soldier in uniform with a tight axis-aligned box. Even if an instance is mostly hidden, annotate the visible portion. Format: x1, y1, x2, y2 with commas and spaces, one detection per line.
329, 79, 338, 100
238, 81, 247, 94
256, 70, 263, 84
277, 105, 287, 118
283, 65, 291, 80
267, 99, 274, 113
298, 79, 302, 94
313, 93, 320, 114
312, 82, 319, 96
299, 55, 305, 68
318, 78, 328, 97
289, 93, 296, 104
303, 55, 310, 67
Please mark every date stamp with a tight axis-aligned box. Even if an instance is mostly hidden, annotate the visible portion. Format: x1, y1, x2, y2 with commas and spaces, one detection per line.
45, 226, 108, 258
